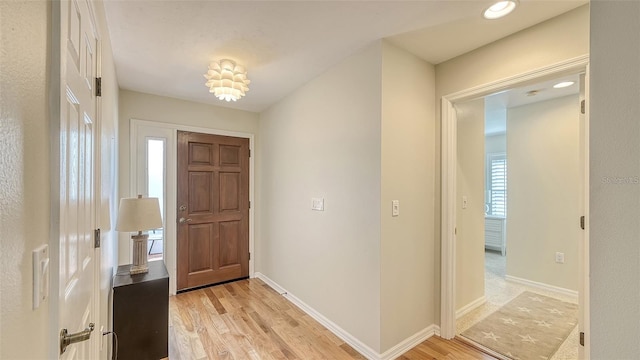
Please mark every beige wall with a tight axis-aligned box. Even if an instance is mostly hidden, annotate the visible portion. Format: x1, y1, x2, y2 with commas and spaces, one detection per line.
589, 1, 640, 356
434, 4, 589, 323
454, 99, 486, 310
258, 42, 383, 351
506, 95, 580, 291
486, 134, 506, 154
380, 41, 435, 351
117, 90, 259, 263
0, 2, 51, 358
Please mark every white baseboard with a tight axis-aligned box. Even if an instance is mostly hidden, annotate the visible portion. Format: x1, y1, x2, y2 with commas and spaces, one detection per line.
379, 324, 440, 360
254, 272, 439, 360
505, 275, 578, 298
456, 295, 486, 319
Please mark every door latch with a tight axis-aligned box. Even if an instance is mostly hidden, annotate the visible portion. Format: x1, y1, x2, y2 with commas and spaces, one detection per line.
60, 322, 94, 354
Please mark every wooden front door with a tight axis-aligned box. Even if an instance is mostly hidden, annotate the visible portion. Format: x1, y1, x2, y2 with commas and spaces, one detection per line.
177, 131, 249, 291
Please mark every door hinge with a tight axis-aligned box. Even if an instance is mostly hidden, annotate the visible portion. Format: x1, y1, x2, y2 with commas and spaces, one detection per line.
249, 149, 251, 157
95, 77, 102, 97
580, 331, 585, 346
94, 228, 101, 248
249, 252, 251, 260
580, 215, 585, 230
249, 201, 251, 209
580, 99, 585, 114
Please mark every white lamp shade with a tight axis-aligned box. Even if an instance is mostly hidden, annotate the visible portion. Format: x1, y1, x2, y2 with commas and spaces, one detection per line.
115, 197, 163, 232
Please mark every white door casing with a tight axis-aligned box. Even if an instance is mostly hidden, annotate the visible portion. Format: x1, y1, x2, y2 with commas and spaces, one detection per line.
58, 0, 99, 358
440, 55, 590, 358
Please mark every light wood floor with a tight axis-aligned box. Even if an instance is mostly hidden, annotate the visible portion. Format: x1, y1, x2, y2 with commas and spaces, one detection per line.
169, 278, 496, 359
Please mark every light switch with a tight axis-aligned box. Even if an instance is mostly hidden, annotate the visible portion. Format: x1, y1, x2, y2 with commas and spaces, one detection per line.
32, 244, 50, 309
312, 198, 324, 211
462, 196, 468, 209
392, 200, 400, 217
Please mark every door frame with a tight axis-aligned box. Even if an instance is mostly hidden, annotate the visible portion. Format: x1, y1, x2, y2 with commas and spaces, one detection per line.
129, 119, 255, 295
439, 55, 590, 357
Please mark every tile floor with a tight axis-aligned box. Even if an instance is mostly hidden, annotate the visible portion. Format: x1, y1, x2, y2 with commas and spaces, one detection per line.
456, 250, 579, 360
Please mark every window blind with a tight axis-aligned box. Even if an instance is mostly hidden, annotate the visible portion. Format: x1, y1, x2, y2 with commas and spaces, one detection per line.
489, 154, 507, 217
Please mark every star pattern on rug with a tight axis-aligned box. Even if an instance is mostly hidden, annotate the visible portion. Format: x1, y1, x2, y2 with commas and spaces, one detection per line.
533, 320, 552, 328
461, 291, 578, 360
482, 331, 500, 341
519, 334, 538, 343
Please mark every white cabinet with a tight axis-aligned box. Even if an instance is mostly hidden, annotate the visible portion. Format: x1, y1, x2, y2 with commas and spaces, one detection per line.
485, 216, 506, 255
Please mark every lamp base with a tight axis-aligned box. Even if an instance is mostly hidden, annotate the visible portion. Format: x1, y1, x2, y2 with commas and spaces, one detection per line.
130, 234, 149, 275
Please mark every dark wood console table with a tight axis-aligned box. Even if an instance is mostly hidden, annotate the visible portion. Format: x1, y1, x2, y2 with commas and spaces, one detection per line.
113, 261, 169, 360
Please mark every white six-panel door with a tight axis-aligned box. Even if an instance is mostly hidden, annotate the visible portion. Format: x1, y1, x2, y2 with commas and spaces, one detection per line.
59, 0, 98, 358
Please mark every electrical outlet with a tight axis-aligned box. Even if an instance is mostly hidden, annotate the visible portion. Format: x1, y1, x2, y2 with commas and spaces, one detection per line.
555, 252, 565, 264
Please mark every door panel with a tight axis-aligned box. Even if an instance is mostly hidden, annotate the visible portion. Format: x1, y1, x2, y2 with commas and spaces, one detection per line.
188, 224, 212, 272
219, 221, 240, 266
220, 173, 240, 211
177, 131, 249, 290
59, 0, 98, 357
189, 172, 213, 212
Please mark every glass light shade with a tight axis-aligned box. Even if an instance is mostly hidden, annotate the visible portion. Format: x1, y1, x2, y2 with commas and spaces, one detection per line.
115, 197, 163, 232
204, 59, 250, 102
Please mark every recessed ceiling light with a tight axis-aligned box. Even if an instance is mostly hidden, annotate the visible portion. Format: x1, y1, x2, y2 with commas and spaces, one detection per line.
483, 0, 518, 20
553, 81, 575, 89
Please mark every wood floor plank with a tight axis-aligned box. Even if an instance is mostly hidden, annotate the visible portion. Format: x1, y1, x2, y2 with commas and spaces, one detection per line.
169, 279, 497, 360
169, 298, 198, 359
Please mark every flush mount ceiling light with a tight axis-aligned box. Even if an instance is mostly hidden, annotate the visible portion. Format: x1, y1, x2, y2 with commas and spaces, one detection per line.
553, 81, 575, 89
204, 59, 250, 102
483, 0, 518, 20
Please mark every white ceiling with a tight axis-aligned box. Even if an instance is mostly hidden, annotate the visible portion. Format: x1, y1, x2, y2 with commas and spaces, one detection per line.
484, 73, 581, 135
103, 0, 587, 113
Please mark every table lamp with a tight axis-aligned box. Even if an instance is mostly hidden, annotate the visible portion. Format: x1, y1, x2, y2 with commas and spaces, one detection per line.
116, 195, 163, 275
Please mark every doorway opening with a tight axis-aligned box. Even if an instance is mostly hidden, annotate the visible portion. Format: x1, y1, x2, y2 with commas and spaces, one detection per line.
454, 74, 583, 360
441, 56, 589, 358
176, 131, 250, 291
130, 119, 255, 295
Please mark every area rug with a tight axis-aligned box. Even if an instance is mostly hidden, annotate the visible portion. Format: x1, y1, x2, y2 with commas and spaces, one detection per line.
461, 291, 578, 360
